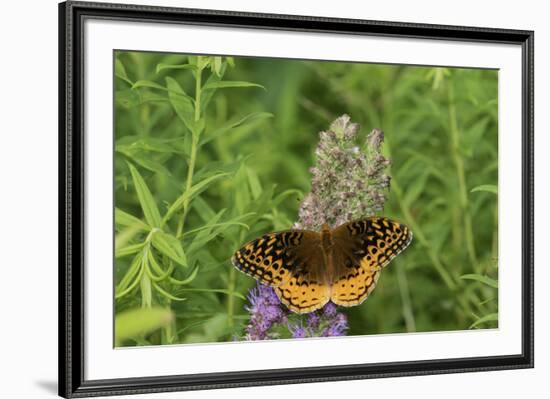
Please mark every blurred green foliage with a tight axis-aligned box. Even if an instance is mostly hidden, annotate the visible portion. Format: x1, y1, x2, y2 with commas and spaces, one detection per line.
114, 51, 498, 346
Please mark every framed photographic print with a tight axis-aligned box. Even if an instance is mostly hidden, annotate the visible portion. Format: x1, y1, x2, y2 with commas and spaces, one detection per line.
59, 1, 534, 397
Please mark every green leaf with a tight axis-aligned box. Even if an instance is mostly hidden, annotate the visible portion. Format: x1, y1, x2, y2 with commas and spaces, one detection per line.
463, 117, 490, 157
145, 251, 174, 282
233, 163, 252, 216
129, 155, 171, 177
175, 288, 246, 300
460, 274, 498, 289
469, 313, 498, 329
115, 307, 174, 344
140, 273, 152, 307
190, 208, 225, 233
115, 59, 133, 86
117, 144, 172, 176
200, 71, 222, 112
115, 90, 140, 108
168, 265, 200, 286
203, 81, 265, 91
192, 196, 217, 223
128, 163, 162, 228
116, 136, 183, 154
156, 63, 197, 74
115, 208, 150, 231
152, 282, 188, 301
246, 167, 262, 200
199, 112, 273, 146
184, 214, 252, 238
115, 252, 144, 298
162, 172, 230, 226
471, 184, 498, 195
115, 58, 128, 79
403, 169, 430, 207
132, 80, 167, 91
165, 77, 196, 134
151, 230, 188, 268
185, 210, 251, 255
192, 160, 241, 185
196, 55, 209, 71
237, 183, 275, 226
273, 189, 302, 206
115, 242, 144, 258
212, 57, 223, 76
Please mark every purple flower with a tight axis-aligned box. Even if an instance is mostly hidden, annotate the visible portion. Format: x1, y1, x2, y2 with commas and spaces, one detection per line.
243, 285, 349, 340
307, 312, 320, 329
289, 324, 308, 338
322, 313, 349, 337
286, 303, 348, 338
244, 284, 288, 340
322, 302, 338, 318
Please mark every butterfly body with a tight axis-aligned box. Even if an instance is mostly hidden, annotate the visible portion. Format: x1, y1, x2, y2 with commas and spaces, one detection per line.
232, 217, 412, 314
320, 223, 336, 283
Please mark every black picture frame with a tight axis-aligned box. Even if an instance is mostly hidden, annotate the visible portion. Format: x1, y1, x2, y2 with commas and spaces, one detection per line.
59, 1, 534, 397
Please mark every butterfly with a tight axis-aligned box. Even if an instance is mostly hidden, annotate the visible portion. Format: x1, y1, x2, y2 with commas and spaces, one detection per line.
231, 217, 413, 314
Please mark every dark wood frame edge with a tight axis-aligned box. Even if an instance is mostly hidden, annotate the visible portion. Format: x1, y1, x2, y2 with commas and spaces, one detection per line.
58, 1, 534, 397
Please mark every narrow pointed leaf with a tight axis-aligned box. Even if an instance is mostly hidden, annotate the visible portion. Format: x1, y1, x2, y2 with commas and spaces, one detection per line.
115, 59, 133, 86
165, 77, 196, 134
115, 208, 150, 231
153, 282, 188, 301
199, 112, 273, 146
203, 81, 265, 91
151, 231, 188, 268
162, 172, 230, 225
132, 80, 166, 91
460, 274, 498, 289
176, 288, 246, 300
168, 265, 200, 285
128, 163, 161, 228
471, 184, 498, 195
156, 63, 197, 74
469, 313, 498, 329
115, 242, 145, 258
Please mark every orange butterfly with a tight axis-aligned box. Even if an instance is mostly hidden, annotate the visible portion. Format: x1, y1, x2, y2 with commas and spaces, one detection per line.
232, 217, 412, 313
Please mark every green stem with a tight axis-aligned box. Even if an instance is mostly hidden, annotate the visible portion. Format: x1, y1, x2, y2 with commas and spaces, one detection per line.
396, 264, 416, 332
448, 85, 478, 270
176, 62, 203, 237
392, 182, 457, 291
194, 63, 202, 123
227, 267, 237, 329
162, 299, 176, 344
130, 52, 151, 136
227, 229, 247, 330
140, 244, 152, 308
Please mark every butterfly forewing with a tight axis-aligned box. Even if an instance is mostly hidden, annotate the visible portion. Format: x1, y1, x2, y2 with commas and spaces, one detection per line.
232, 230, 331, 313
232, 231, 298, 286
330, 217, 412, 307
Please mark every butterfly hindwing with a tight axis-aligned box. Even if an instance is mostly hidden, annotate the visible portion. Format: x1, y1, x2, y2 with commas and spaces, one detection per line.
330, 217, 412, 307
274, 264, 331, 313
330, 252, 381, 307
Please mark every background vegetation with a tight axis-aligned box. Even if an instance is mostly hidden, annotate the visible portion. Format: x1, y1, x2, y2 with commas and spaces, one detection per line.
114, 51, 498, 346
